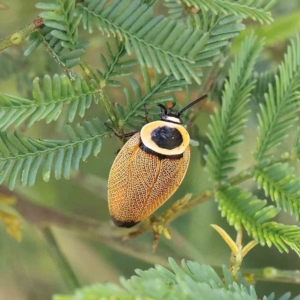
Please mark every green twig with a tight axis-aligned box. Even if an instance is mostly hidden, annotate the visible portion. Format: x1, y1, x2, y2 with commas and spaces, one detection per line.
118, 150, 298, 239
42, 227, 81, 291
0, 184, 299, 284
67, 151, 298, 242
98, 89, 119, 128
0, 15, 119, 131
0, 17, 43, 52
77, 60, 119, 127
79, 59, 99, 83
4, 185, 300, 285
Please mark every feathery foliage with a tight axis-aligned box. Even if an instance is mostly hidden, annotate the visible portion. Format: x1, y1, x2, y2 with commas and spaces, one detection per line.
164, 0, 183, 19
204, 34, 300, 259
53, 257, 300, 300
53, 258, 256, 300
217, 186, 300, 255
2, 0, 300, 298
2, 0, 300, 281
252, 70, 277, 102
26, 0, 86, 69
0, 75, 98, 129
96, 41, 137, 87
255, 162, 300, 220
0, 119, 107, 190
255, 36, 300, 161
205, 35, 263, 181
117, 68, 188, 131
164, 0, 279, 24
178, 0, 274, 24
78, 0, 245, 83
0, 40, 136, 130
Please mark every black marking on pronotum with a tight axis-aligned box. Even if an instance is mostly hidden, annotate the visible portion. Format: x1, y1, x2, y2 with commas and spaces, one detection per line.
151, 126, 183, 150
139, 141, 183, 160
111, 216, 139, 228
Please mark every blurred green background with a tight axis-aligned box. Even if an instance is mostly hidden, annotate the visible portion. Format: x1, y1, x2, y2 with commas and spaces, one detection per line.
1, 1, 300, 299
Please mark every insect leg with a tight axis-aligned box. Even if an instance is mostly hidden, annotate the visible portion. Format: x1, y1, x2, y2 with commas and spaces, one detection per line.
104, 121, 137, 139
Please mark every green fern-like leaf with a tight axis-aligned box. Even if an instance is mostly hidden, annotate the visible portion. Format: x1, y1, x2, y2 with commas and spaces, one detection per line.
96, 40, 137, 88
1, 39, 135, 129
252, 70, 276, 102
117, 67, 188, 130
205, 34, 263, 181
0, 119, 107, 190
164, 0, 183, 19
164, 1, 224, 31
53, 257, 300, 300
79, 0, 245, 84
217, 186, 300, 256
255, 162, 300, 220
53, 258, 260, 300
178, 0, 274, 24
271, 293, 300, 300
255, 35, 300, 161
0, 74, 98, 129
25, 0, 86, 69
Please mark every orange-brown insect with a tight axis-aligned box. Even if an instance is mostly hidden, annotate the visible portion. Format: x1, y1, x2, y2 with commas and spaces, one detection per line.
108, 95, 207, 227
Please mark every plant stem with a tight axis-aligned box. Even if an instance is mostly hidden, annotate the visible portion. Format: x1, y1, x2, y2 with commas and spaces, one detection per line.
98, 89, 119, 128
78, 60, 118, 126
0, 15, 118, 128
241, 266, 300, 284
42, 227, 81, 290
0, 17, 43, 52
79, 59, 99, 82
2, 185, 300, 284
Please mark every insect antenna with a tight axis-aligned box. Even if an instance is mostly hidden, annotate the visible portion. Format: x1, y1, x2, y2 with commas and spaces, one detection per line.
177, 94, 208, 116
157, 103, 168, 114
